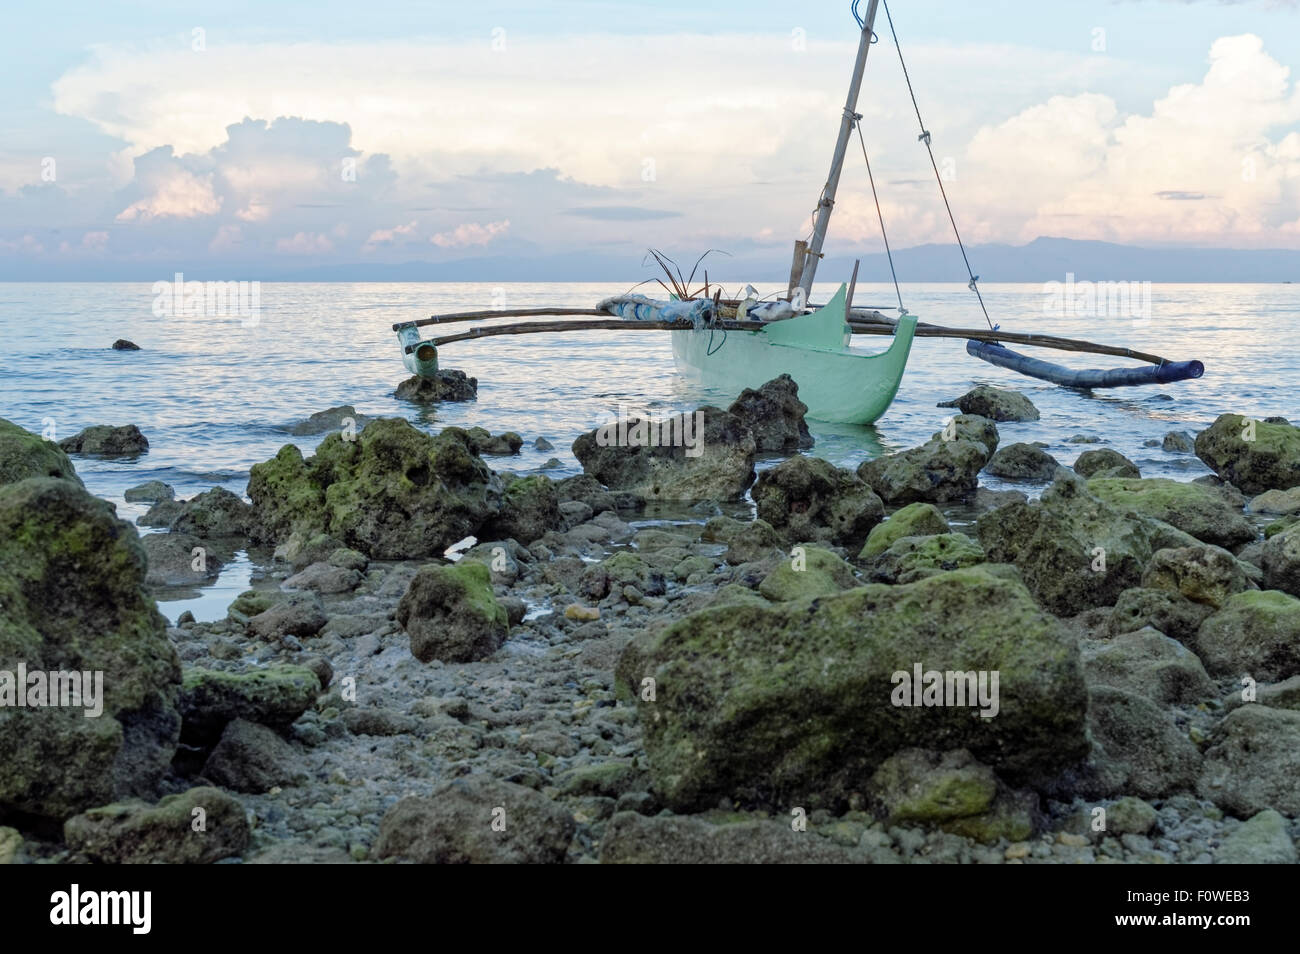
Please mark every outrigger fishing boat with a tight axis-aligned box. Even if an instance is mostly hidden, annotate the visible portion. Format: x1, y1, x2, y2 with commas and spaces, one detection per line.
393, 0, 1204, 425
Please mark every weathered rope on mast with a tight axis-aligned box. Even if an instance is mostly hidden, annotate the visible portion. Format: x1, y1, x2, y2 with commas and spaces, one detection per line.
882, 0, 995, 331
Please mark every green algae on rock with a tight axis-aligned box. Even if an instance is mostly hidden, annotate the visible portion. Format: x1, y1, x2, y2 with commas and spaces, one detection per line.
0, 477, 181, 821
757, 547, 857, 601
859, 502, 951, 559
0, 418, 83, 487
1193, 589, 1300, 682
753, 454, 884, 547
179, 664, 322, 744
617, 566, 1089, 812
1195, 413, 1300, 495
1087, 477, 1255, 548
572, 405, 757, 502
397, 561, 509, 663
977, 476, 1157, 616
248, 418, 500, 559
63, 786, 249, 864
864, 532, 986, 585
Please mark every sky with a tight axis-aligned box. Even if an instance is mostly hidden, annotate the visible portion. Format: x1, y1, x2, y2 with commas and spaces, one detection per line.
1, 0, 1299, 280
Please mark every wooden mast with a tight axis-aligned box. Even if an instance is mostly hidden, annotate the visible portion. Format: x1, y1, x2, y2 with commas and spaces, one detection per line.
795, 0, 881, 300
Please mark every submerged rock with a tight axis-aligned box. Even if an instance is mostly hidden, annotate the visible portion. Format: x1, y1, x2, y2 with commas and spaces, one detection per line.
0, 478, 181, 821
110, 339, 141, 351
1087, 477, 1254, 548
393, 369, 478, 402
58, 424, 149, 456
248, 418, 500, 559
1162, 430, 1195, 453
726, 374, 814, 453
375, 776, 575, 864
1195, 413, 1300, 495
0, 418, 82, 486
466, 427, 523, 456
939, 385, 1040, 422
289, 405, 369, 436
753, 454, 884, 547
397, 562, 509, 663
617, 567, 1089, 811
572, 405, 757, 502
63, 787, 249, 863
141, 531, 223, 587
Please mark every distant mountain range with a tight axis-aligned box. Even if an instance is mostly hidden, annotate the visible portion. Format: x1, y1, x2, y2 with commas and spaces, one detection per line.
4, 237, 1298, 283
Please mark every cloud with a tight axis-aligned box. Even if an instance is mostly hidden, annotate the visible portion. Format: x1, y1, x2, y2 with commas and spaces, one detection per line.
430, 220, 510, 248
115, 149, 220, 221
938, 33, 1300, 248
6, 25, 1294, 273
364, 220, 419, 248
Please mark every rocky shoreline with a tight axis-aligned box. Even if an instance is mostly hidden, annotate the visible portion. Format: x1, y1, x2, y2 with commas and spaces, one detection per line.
1, 373, 1298, 864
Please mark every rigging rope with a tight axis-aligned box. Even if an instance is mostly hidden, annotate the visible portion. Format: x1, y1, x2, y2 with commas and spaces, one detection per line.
855, 121, 907, 317
881, 0, 995, 331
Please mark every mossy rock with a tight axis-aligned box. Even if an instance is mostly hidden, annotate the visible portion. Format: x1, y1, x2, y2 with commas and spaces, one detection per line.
1088, 477, 1254, 548
977, 476, 1158, 616
758, 547, 857, 601
1192, 589, 1300, 681
179, 664, 322, 745
248, 418, 500, 560
63, 786, 249, 863
0, 418, 82, 487
227, 589, 278, 624
396, 561, 509, 663
1196, 414, 1300, 496
753, 454, 884, 547
859, 502, 950, 559
0, 478, 181, 821
866, 532, 985, 584
617, 566, 1088, 811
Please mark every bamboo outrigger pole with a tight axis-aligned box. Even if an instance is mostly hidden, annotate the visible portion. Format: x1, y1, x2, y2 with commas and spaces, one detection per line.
795, 0, 881, 299
393, 308, 604, 332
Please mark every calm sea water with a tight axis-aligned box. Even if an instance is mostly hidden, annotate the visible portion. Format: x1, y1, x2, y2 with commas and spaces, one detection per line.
1, 281, 1295, 617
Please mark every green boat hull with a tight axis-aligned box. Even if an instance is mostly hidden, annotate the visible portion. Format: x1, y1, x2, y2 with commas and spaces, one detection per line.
672, 285, 917, 424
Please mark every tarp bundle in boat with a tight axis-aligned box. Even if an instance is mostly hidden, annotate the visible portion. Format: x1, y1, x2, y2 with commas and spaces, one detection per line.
597, 295, 714, 328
